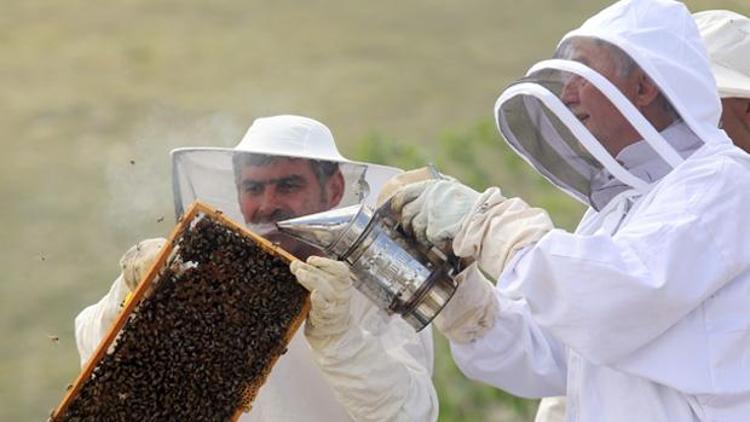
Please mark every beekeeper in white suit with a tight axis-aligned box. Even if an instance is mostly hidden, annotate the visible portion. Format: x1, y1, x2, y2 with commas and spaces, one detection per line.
388, 0, 750, 420
75, 114, 438, 421
534, 8, 750, 421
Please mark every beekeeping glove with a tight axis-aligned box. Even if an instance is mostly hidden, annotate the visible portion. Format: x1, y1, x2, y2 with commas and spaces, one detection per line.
290, 256, 354, 344
390, 179, 480, 252
74, 237, 166, 367
453, 188, 553, 278
434, 188, 552, 344
120, 238, 167, 292
376, 166, 435, 206
434, 262, 499, 344
291, 256, 439, 422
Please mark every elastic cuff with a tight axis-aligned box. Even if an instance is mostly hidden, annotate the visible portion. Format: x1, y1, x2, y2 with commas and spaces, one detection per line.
453, 187, 506, 258
438, 264, 500, 344
305, 315, 363, 360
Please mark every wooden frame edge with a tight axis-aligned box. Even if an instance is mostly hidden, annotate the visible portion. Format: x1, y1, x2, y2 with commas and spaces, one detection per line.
52, 201, 311, 421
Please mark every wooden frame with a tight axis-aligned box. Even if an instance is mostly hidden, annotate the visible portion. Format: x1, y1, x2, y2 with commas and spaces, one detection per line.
51, 201, 310, 421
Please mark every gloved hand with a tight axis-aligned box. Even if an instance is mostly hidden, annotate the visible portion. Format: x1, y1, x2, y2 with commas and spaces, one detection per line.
376, 167, 436, 207
287, 174, 441, 421
120, 238, 167, 292
390, 179, 480, 252
291, 255, 439, 422
434, 263, 499, 344
435, 188, 553, 344
74, 237, 166, 367
453, 188, 553, 278
289, 256, 355, 347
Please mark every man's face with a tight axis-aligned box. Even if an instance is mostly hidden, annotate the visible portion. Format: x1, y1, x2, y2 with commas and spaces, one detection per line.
237, 158, 338, 226
720, 97, 750, 154
237, 157, 345, 258
559, 39, 641, 156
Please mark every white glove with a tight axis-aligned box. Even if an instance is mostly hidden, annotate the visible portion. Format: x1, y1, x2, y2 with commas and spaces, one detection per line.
289, 256, 354, 345
390, 179, 480, 251
453, 188, 553, 278
376, 167, 435, 207
434, 263, 499, 344
290, 256, 438, 421
120, 238, 167, 292
290, 256, 439, 422
435, 188, 553, 344
74, 237, 166, 367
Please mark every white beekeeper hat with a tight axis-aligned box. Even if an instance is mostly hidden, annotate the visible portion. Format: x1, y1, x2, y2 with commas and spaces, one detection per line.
233, 114, 348, 162
694, 10, 750, 98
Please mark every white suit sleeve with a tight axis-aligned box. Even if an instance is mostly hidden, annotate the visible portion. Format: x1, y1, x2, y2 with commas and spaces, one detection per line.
502, 161, 750, 382
450, 259, 568, 398
74, 275, 129, 367
309, 293, 438, 422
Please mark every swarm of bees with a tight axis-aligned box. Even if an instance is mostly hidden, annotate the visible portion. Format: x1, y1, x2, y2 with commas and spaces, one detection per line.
56, 212, 307, 421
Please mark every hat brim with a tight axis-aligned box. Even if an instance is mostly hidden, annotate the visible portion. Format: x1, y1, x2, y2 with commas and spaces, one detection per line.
170, 146, 355, 165
169, 147, 402, 223
713, 64, 750, 99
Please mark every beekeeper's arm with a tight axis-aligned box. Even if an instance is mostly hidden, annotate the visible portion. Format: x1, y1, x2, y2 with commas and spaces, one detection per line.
74, 238, 166, 367
409, 165, 750, 396
497, 165, 750, 376
287, 168, 439, 422
291, 257, 438, 422
390, 179, 567, 398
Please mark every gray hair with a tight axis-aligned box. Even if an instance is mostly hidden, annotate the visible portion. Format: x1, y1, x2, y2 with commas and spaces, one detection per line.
232, 153, 340, 190
555, 37, 638, 78
556, 37, 679, 118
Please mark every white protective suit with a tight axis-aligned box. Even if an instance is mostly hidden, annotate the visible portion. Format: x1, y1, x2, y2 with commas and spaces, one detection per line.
447, 1, 750, 421
536, 8, 750, 422
75, 115, 438, 422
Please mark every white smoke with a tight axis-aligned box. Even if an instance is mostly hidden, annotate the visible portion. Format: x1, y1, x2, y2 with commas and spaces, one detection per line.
105, 107, 243, 231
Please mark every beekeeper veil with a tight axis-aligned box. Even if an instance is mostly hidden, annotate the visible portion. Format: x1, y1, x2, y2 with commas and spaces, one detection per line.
171, 114, 401, 256
494, 0, 732, 211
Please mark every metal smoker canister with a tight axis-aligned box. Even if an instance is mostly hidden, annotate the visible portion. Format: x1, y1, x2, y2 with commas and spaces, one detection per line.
276, 201, 460, 331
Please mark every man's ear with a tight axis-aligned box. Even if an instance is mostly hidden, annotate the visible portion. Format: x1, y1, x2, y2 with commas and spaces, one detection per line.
325, 171, 345, 208
633, 72, 661, 107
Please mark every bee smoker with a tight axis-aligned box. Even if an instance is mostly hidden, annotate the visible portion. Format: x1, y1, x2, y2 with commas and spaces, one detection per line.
276, 199, 460, 332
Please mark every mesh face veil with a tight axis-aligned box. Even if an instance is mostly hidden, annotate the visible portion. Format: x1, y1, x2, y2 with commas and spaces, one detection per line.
172, 149, 400, 256
495, 41, 690, 211
170, 115, 401, 257
172, 150, 373, 224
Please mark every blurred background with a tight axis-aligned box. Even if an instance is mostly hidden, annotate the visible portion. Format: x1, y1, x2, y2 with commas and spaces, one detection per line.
3, 0, 747, 420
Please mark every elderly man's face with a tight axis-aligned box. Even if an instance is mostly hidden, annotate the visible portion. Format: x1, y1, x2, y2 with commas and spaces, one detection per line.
237, 158, 342, 226
560, 39, 642, 156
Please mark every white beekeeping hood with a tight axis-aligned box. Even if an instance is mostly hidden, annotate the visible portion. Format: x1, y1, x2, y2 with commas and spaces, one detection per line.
494, 0, 732, 210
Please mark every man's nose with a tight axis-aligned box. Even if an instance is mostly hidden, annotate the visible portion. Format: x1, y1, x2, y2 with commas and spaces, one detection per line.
561, 75, 582, 104
257, 187, 281, 214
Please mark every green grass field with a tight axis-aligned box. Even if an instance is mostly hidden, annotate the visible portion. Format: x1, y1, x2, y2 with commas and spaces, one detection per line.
2, 0, 748, 420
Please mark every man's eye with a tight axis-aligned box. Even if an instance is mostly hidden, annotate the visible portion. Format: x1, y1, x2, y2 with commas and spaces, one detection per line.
244, 184, 263, 195
277, 180, 303, 193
